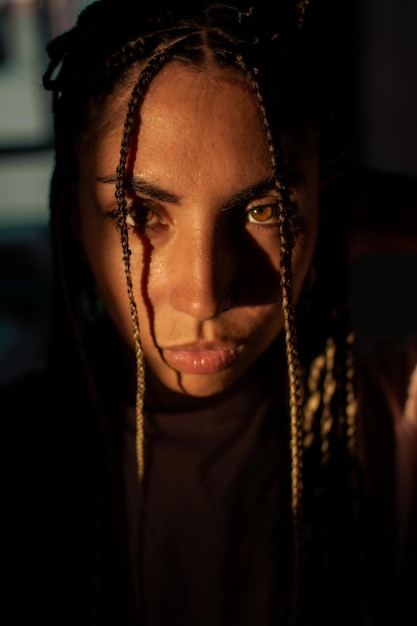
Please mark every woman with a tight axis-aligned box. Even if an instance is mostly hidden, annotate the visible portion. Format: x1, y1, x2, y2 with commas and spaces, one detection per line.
2, 1, 416, 625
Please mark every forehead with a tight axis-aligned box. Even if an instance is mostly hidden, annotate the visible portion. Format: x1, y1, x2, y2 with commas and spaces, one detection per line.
81, 61, 266, 147
78, 60, 318, 190
143, 61, 258, 111
137, 62, 268, 150
79, 62, 274, 188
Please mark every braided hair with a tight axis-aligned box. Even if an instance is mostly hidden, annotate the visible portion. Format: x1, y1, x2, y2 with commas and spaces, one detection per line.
42, 1, 366, 624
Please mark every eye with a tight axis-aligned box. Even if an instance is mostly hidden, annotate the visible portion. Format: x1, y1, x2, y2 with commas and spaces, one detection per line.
246, 201, 279, 226
125, 199, 161, 230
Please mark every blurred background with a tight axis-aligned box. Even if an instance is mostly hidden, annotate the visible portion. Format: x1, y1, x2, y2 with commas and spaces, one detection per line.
0, 0, 416, 384
0, 0, 91, 383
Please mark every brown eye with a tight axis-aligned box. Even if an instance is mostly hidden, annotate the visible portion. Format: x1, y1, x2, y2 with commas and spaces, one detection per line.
126, 202, 158, 228
247, 204, 276, 224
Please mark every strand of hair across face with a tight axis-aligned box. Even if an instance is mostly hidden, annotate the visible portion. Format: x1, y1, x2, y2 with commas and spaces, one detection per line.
114, 46, 174, 485
234, 52, 305, 625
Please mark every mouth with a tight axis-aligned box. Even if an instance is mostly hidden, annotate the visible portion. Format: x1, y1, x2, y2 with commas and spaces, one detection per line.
161, 342, 244, 375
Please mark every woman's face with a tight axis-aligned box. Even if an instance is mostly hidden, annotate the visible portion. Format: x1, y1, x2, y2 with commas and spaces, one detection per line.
77, 62, 320, 397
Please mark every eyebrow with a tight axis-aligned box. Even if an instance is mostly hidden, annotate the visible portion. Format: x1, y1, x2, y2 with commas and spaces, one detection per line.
96, 174, 279, 209
96, 175, 179, 203
219, 177, 277, 212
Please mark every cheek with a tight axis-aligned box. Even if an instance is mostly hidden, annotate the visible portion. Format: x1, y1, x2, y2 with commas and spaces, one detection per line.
263, 221, 317, 318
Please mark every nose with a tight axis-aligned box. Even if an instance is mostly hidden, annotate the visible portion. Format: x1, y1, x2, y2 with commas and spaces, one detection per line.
168, 225, 230, 321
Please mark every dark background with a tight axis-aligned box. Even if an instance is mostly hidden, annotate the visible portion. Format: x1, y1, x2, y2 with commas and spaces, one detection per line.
0, 0, 416, 383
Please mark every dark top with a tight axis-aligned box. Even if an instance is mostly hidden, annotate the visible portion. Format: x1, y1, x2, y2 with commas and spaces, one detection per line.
1, 336, 416, 626
120, 366, 291, 626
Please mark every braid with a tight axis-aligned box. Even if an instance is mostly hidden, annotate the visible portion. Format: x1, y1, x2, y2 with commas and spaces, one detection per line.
303, 331, 357, 463
113, 45, 175, 484
345, 331, 358, 453
296, 0, 311, 27
234, 50, 305, 624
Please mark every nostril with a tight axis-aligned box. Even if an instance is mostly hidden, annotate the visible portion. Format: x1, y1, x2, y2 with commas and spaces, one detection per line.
221, 293, 233, 312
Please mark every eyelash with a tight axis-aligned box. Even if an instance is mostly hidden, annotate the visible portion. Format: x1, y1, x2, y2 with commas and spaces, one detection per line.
245, 196, 305, 237
107, 197, 302, 235
126, 202, 164, 233
245, 201, 280, 230
106, 200, 166, 233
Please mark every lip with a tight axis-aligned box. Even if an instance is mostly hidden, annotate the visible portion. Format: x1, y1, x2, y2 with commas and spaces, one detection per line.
161, 342, 243, 375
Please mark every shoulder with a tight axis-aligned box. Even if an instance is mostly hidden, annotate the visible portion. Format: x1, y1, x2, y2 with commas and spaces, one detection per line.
0, 365, 47, 444
357, 334, 417, 422
0, 365, 47, 515
356, 334, 417, 602
0, 367, 60, 621
356, 334, 417, 480
0, 365, 47, 412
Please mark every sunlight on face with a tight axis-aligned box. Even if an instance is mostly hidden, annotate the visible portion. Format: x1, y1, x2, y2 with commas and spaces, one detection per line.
77, 62, 320, 396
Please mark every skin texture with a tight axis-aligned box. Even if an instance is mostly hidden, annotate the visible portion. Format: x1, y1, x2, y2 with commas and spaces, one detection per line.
77, 62, 320, 397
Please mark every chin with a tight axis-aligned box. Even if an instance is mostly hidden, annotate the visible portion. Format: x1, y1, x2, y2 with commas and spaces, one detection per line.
159, 369, 241, 398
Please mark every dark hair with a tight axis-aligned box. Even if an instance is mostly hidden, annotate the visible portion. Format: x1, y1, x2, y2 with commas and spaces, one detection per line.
41, 2, 365, 624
